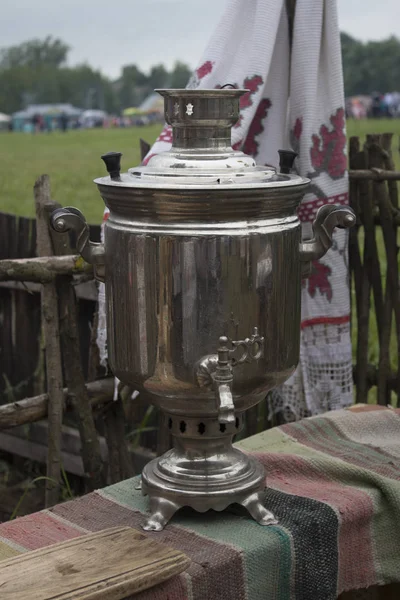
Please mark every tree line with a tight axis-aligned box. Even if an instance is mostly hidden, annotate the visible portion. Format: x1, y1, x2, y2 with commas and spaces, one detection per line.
0, 37, 192, 115
1, 34, 400, 115
341, 33, 400, 97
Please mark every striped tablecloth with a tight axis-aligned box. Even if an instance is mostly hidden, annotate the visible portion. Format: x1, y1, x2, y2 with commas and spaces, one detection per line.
1, 405, 400, 600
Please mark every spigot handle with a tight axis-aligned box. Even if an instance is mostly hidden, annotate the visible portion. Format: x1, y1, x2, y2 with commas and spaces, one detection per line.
50, 207, 105, 282
214, 336, 235, 424
300, 204, 356, 277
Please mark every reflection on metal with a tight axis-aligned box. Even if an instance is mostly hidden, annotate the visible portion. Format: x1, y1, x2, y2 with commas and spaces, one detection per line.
50, 88, 355, 531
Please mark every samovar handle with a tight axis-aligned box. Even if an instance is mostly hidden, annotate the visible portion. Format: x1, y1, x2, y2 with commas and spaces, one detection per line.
50, 207, 105, 282
299, 204, 356, 277
49, 151, 123, 281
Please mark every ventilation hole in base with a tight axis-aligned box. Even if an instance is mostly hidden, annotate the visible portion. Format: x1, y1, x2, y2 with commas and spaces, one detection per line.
219, 423, 226, 433
168, 418, 172, 429
198, 422, 206, 435
179, 421, 186, 433
235, 417, 239, 429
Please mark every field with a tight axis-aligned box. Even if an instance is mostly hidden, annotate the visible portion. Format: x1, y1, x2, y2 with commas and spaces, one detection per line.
1, 119, 400, 222
0, 125, 162, 223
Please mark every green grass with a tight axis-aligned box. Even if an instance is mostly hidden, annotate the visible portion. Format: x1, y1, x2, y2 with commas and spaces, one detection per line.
0, 119, 399, 222
0, 125, 162, 223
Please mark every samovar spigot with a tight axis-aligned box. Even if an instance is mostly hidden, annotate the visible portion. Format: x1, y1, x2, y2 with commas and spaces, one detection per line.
196, 328, 265, 424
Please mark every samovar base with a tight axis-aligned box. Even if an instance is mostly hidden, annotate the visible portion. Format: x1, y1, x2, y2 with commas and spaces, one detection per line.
139, 414, 278, 531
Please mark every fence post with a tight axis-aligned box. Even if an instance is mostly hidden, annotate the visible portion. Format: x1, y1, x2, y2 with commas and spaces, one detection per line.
46, 203, 106, 491
349, 137, 370, 403
34, 175, 64, 506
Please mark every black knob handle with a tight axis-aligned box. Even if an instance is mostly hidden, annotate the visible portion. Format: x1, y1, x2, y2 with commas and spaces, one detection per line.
278, 149, 297, 174
101, 151, 122, 180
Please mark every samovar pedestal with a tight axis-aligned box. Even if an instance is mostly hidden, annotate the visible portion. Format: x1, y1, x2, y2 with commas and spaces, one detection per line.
140, 414, 277, 531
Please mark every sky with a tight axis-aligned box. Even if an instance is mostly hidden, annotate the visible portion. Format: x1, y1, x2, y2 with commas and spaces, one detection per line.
1, 0, 399, 79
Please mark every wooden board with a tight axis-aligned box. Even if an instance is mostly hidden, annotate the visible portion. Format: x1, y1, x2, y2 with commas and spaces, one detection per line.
0, 526, 190, 599
0, 423, 155, 479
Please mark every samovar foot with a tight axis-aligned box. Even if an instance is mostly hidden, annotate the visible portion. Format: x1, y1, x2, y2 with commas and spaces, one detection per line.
240, 491, 278, 526
142, 496, 181, 532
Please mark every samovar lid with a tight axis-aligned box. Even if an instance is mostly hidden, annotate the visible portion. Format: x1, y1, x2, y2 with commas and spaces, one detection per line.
94, 88, 308, 190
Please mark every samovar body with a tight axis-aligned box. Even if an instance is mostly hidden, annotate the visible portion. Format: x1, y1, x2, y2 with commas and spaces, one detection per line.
51, 89, 355, 530
103, 191, 302, 414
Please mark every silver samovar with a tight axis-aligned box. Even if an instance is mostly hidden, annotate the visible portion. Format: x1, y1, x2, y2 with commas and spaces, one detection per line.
51, 89, 355, 531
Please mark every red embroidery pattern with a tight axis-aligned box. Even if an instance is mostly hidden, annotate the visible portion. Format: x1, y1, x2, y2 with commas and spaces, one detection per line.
227, 74, 270, 155
240, 75, 264, 109
289, 118, 302, 157
158, 126, 173, 143
310, 108, 346, 179
297, 192, 348, 223
142, 153, 157, 166
289, 108, 347, 198
196, 61, 214, 80
233, 75, 265, 129
293, 117, 303, 141
303, 261, 333, 302
242, 98, 272, 156
301, 315, 350, 330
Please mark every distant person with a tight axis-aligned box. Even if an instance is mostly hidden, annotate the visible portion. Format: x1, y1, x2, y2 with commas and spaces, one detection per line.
371, 92, 382, 118
32, 113, 41, 133
60, 113, 68, 132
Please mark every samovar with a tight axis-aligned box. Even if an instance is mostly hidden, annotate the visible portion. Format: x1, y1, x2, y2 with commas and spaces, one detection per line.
51, 89, 355, 531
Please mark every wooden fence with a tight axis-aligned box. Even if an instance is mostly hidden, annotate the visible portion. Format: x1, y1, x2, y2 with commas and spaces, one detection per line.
0, 212, 101, 404
348, 133, 400, 406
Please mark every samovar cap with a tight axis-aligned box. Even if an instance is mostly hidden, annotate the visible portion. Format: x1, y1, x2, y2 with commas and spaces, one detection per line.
155, 87, 247, 129
95, 88, 309, 191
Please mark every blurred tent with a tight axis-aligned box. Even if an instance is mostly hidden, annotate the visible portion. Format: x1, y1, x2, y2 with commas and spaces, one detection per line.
12, 103, 83, 131
80, 109, 108, 128
138, 93, 164, 114
122, 107, 146, 117
0, 112, 11, 130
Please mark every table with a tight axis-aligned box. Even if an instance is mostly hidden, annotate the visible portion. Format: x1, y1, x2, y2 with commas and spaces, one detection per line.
1, 405, 400, 600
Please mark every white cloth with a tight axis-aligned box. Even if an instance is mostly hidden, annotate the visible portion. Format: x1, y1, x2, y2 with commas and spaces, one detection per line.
98, 0, 353, 420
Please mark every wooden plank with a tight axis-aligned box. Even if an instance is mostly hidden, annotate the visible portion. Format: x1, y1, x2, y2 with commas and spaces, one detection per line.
0, 422, 155, 478
17, 216, 32, 259
13, 288, 41, 397
0, 431, 84, 477
348, 169, 400, 180
0, 288, 14, 398
0, 280, 98, 301
0, 255, 93, 282
7, 421, 108, 461
0, 526, 190, 600
0, 378, 114, 430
